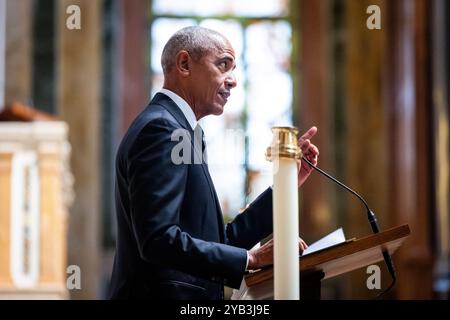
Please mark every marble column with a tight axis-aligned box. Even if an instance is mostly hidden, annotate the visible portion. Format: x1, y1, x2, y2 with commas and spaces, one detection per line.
56, 0, 102, 299
384, 0, 434, 299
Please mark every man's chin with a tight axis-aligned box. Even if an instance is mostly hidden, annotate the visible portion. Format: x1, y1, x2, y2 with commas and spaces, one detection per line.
212, 105, 225, 116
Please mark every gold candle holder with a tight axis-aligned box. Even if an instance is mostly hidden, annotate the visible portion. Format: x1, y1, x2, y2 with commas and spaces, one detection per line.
266, 127, 302, 161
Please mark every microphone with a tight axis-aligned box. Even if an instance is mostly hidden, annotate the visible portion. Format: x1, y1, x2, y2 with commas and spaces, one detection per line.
301, 156, 397, 299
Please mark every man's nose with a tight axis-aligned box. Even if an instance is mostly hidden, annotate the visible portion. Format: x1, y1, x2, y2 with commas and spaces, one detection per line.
225, 72, 237, 89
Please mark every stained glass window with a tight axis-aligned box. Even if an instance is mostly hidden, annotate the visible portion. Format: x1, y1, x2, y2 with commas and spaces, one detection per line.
153, 0, 289, 17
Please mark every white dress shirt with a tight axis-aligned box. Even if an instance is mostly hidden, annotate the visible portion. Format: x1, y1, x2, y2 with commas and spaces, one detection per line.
159, 88, 197, 130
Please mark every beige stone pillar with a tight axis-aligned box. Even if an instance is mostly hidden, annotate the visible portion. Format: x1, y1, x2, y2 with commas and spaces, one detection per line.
56, 0, 102, 299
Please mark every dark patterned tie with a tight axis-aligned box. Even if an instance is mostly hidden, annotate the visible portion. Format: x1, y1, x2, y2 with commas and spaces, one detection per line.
194, 124, 207, 164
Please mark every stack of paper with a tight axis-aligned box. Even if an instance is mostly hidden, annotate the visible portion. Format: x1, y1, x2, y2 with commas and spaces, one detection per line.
302, 228, 346, 256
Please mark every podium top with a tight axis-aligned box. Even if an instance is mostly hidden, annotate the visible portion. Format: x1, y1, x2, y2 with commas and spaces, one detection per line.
245, 224, 411, 287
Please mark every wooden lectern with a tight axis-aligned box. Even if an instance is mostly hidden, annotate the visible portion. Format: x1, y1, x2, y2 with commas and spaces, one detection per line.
237, 224, 410, 300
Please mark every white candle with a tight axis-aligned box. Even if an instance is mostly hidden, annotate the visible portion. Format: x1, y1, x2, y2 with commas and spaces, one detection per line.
273, 157, 300, 300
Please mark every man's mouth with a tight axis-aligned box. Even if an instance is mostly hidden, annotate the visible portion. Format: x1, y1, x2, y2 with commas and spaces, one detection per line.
218, 91, 230, 102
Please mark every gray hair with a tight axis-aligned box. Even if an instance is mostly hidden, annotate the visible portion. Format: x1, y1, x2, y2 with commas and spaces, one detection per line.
161, 26, 226, 74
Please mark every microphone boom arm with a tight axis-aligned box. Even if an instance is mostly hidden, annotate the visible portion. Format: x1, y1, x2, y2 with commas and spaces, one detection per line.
301, 156, 397, 299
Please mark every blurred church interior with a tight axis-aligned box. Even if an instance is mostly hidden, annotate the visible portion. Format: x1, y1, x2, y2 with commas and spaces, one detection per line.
0, 0, 448, 299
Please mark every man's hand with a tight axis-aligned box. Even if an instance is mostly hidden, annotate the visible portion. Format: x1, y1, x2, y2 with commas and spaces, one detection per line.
247, 238, 308, 270
298, 126, 319, 187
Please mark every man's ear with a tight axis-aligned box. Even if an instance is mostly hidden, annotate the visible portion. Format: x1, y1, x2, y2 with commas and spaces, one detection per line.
175, 50, 190, 77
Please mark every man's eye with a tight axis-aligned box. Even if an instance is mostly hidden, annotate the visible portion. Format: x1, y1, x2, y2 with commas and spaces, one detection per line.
219, 61, 228, 69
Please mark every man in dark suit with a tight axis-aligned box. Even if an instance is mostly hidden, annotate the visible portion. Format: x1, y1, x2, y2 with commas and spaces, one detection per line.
109, 26, 319, 299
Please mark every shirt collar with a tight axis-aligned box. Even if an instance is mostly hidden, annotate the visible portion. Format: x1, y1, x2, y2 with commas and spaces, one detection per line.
159, 88, 197, 130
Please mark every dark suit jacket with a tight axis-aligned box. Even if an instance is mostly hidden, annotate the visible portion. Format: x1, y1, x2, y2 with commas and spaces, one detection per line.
109, 93, 273, 300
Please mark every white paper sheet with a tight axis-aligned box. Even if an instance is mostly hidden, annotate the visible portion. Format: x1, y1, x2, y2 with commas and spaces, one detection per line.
302, 228, 346, 256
